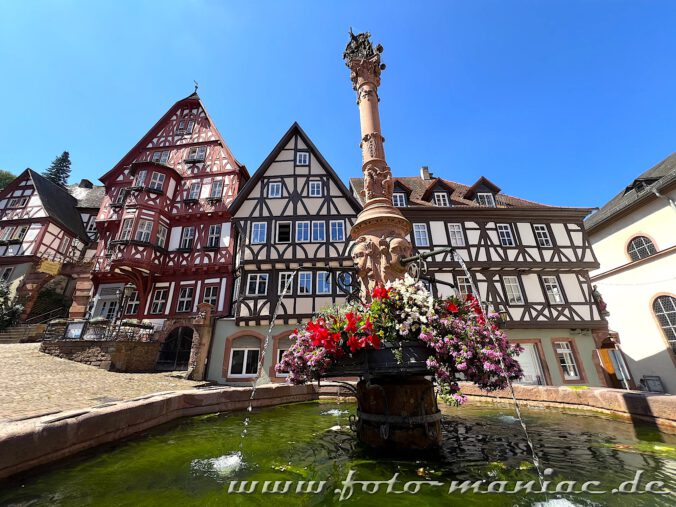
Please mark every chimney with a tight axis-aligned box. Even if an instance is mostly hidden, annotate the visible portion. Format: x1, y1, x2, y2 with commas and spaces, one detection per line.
79, 179, 93, 189
420, 166, 432, 180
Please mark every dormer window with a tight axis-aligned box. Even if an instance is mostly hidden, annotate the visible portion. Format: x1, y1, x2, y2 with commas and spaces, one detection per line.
177, 120, 195, 135
187, 146, 207, 162
476, 193, 496, 207
296, 151, 309, 166
152, 151, 170, 164
392, 193, 406, 207
433, 192, 450, 207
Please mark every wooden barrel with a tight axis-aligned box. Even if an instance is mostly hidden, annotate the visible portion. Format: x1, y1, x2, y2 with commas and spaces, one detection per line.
353, 376, 442, 450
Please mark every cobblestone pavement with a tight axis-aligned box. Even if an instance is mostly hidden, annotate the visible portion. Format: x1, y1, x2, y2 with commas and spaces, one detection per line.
0, 343, 207, 421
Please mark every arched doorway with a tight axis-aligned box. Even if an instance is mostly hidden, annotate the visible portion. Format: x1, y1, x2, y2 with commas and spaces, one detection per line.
156, 327, 194, 371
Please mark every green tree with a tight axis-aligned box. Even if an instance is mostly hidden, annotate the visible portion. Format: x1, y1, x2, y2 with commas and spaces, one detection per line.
0, 170, 15, 189
0, 282, 22, 330
43, 151, 71, 186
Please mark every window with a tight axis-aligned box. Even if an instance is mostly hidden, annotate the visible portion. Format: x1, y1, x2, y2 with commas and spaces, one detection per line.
180, 226, 195, 249
542, 276, 564, 304
13, 226, 28, 242
268, 182, 282, 198
187, 146, 207, 161
210, 179, 223, 199
1, 267, 14, 282
125, 290, 140, 315
251, 222, 267, 244
135, 169, 147, 187
330, 221, 345, 242
311, 221, 325, 242
148, 172, 165, 191
188, 182, 201, 200
476, 193, 496, 207
246, 274, 269, 296
434, 192, 450, 207
203, 286, 219, 306
296, 222, 310, 242
276, 348, 289, 375
298, 272, 312, 295
58, 235, 70, 254
316, 271, 331, 294
119, 218, 133, 241
392, 193, 406, 207
534, 224, 553, 247
497, 224, 516, 247
232, 277, 240, 302
135, 219, 153, 243
156, 225, 168, 248
555, 342, 580, 381
296, 151, 309, 166
8, 197, 28, 208
150, 288, 168, 314
413, 224, 429, 247
278, 272, 294, 295
207, 224, 221, 248
114, 189, 126, 204
455, 275, 473, 297
0, 227, 13, 241
309, 181, 322, 197
152, 150, 170, 164
86, 217, 98, 233
177, 120, 194, 134
176, 287, 194, 313
448, 224, 465, 247
229, 348, 260, 376
653, 296, 676, 353
276, 222, 291, 243
627, 236, 657, 261
503, 276, 524, 304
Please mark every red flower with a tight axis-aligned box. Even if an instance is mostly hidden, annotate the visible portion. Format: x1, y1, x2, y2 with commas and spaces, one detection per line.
446, 302, 459, 313
372, 286, 390, 300
360, 318, 373, 332
345, 312, 358, 333
347, 334, 361, 352
368, 334, 381, 349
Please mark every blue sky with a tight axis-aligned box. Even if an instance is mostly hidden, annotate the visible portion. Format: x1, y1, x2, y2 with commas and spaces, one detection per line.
1, 0, 675, 208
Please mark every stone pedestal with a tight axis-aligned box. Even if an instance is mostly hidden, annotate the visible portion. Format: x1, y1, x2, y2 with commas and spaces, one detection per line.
355, 376, 442, 451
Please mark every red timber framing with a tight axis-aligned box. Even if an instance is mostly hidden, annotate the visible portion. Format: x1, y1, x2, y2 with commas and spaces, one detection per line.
91, 92, 249, 320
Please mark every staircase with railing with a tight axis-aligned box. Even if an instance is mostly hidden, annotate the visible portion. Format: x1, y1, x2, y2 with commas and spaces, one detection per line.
0, 307, 69, 343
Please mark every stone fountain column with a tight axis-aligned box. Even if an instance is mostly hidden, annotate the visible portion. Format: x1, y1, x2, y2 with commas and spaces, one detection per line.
344, 31, 441, 450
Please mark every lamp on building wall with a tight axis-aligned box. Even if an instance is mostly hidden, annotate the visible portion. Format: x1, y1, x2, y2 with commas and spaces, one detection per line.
113, 283, 136, 337
494, 304, 509, 328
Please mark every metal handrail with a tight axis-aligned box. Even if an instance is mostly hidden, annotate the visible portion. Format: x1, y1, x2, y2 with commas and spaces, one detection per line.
24, 307, 68, 325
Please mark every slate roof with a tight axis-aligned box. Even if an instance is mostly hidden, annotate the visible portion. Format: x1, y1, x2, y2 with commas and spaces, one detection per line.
23, 170, 91, 243
350, 175, 551, 208
585, 152, 676, 231
67, 182, 106, 209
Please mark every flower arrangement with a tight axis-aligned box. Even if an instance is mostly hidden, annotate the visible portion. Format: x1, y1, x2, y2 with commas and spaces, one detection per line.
276, 275, 524, 405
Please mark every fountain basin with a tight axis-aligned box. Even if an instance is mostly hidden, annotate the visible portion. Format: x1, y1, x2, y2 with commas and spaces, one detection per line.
1, 400, 674, 506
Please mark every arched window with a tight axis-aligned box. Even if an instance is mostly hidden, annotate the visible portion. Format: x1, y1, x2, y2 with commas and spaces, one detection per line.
653, 296, 676, 353
627, 236, 656, 261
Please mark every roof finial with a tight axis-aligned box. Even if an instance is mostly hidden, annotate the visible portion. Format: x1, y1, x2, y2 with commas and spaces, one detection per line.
193, 80, 199, 94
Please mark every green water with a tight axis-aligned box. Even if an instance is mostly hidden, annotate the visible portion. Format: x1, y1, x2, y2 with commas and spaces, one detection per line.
0, 401, 674, 506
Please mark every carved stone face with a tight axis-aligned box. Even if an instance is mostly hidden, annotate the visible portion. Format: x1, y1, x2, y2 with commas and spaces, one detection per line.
388, 237, 412, 268
352, 241, 372, 277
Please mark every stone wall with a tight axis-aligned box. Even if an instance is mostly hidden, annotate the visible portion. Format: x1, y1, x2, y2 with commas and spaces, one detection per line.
40, 340, 161, 372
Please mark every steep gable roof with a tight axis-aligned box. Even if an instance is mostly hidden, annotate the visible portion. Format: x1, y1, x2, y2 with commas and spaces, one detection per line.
229, 122, 362, 215
585, 152, 676, 231
100, 92, 248, 183
21, 169, 90, 242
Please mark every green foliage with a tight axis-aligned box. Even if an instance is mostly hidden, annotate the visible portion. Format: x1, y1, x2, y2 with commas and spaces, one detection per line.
0, 170, 16, 189
43, 151, 71, 186
0, 281, 23, 330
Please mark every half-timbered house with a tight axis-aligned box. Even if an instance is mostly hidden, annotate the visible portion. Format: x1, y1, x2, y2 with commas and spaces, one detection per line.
207, 123, 360, 384
0, 170, 103, 319
89, 91, 248, 373
351, 167, 613, 388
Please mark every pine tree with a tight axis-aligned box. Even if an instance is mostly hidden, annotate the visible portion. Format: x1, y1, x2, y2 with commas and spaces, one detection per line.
0, 170, 15, 189
43, 151, 71, 186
